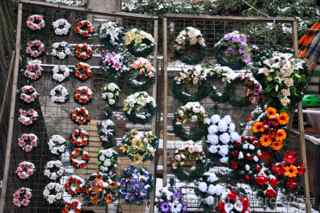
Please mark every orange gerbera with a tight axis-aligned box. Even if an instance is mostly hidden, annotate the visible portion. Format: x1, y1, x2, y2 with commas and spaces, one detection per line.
278, 112, 289, 125
266, 107, 278, 119
271, 140, 284, 151
284, 165, 299, 178
259, 135, 272, 147
276, 129, 287, 141
252, 121, 265, 133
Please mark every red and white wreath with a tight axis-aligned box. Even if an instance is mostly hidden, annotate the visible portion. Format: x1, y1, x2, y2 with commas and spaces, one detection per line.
18, 109, 38, 126
24, 60, 43, 81
17, 133, 38, 152
70, 148, 90, 169
26, 14, 45, 31
12, 187, 32, 207
19, 85, 39, 104
16, 161, 35, 180
26, 40, 45, 58
63, 175, 85, 196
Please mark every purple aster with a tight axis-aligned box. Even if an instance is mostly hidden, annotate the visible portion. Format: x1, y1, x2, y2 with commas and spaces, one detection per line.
160, 202, 171, 213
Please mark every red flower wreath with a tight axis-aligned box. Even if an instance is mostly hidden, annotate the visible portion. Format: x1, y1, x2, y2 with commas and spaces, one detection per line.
74, 62, 92, 81
71, 128, 89, 147
74, 20, 95, 38
61, 199, 81, 213
64, 175, 85, 196
70, 148, 90, 169
74, 86, 93, 105
70, 107, 91, 125
74, 43, 93, 61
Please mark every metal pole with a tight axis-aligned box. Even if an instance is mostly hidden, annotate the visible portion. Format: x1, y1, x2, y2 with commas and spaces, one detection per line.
0, 3, 23, 213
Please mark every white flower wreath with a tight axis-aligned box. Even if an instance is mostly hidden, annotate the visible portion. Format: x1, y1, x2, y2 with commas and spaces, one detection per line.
98, 118, 116, 146
44, 160, 65, 181
51, 41, 72, 60
48, 134, 67, 155
52, 65, 71, 83
43, 182, 64, 204
99, 21, 124, 47
101, 83, 121, 107
52, 18, 71, 36
206, 114, 241, 163
98, 148, 118, 175
50, 84, 69, 104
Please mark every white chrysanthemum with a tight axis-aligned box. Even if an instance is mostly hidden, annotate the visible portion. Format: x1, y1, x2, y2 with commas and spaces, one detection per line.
223, 115, 232, 124
218, 120, 228, 132
208, 125, 218, 134
205, 195, 215, 205
198, 182, 208, 192
208, 145, 218, 154
210, 114, 221, 124
207, 134, 219, 145
219, 133, 231, 144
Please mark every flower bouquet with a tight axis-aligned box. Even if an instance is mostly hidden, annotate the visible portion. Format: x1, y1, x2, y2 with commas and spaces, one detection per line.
155, 186, 187, 213
101, 52, 127, 80
124, 28, 155, 57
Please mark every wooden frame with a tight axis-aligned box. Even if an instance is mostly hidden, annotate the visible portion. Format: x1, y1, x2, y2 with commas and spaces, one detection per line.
161, 13, 312, 213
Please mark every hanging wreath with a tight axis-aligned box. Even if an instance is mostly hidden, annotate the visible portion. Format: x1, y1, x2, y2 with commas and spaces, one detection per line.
26, 14, 45, 31
98, 21, 124, 49
123, 91, 157, 124
19, 85, 39, 104
127, 57, 155, 91
17, 133, 38, 152
172, 141, 208, 182
195, 170, 226, 211
83, 173, 106, 205
119, 165, 153, 204
120, 129, 158, 163
155, 186, 187, 213
24, 60, 43, 81
70, 128, 89, 147
74, 62, 92, 81
50, 84, 69, 104
61, 199, 82, 213
74, 20, 95, 38
215, 31, 252, 70
174, 27, 207, 64
12, 187, 32, 207
101, 52, 127, 80
52, 18, 71, 36
43, 182, 64, 204
172, 65, 209, 103
75, 43, 93, 61
205, 114, 241, 163
124, 28, 155, 57
52, 65, 71, 83
48, 135, 67, 155
70, 148, 90, 169
63, 175, 85, 196
98, 148, 118, 176
101, 83, 121, 107
16, 161, 35, 180
70, 107, 91, 125
18, 108, 38, 126
26, 40, 45, 58
173, 102, 206, 141
216, 190, 250, 213
74, 86, 93, 105
43, 160, 65, 181
51, 41, 72, 60
98, 117, 116, 148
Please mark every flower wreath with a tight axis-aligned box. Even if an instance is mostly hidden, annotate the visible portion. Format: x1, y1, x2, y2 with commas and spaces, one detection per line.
215, 31, 252, 70
124, 28, 155, 57
48, 134, 67, 155
70, 107, 91, 125
120, 129, 158, 163
75, 43, 93, 61
12, 187, 32, 207
43, 182, 64, 204
74, 62, 92, 81
98, 148, 118, 176
174, 27, 207, 65
63, 175, 85, 196
101, 52, 127, 80
16, 161, 35, 180
98, 21, 124, 49
74, 20, 95, 38
123, 91, 157, 124
205, 114, 241, 163
70, 148, 90, 169
127, 57, 155, 91
83, 173, 106, 205
52, 65, 71, 83
155, 186, 187, 213
173, 101, 206, 141
172, 65, 209, 103
18, 108, 38, 126
61, 199, 82, 213
19, 85, 39, 104
24, 60, 43, 81
26, 14, 45, 31
119, 165, 153, 204
101, 83, 121, 107
195, 170, 226, 211
172, 141, 208, 182
17, 133, 38, 152
70, 128, 89, 147
216, 190, 250, 213
74, 86, 93, 105
52, 18, 71, 36
98, 117, 116, 148
26, 40, 45, 58
50, 84, 69, 104
51, 41, 72, 60
44, 160, 65, 181
251, 106, 289, 152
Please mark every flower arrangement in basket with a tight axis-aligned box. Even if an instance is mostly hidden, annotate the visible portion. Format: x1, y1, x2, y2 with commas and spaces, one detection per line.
155, 184, 187, 213
124, 28, 155, 57
174, 27, 207, 64
215, 31, 252, 70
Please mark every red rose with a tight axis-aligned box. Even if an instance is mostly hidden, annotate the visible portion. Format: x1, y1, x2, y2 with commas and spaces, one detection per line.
284, 150, 297, 164
269, 177, 279, 188
286, 178, 298, 191
271, 163, 285, 176
227, 191, 238, 202
255, 175, 268, 186
264, 188, 277, 199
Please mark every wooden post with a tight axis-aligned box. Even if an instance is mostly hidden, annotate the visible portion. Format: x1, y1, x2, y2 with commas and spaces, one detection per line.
0, 3, 23, 213
293, 19, 312, 213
